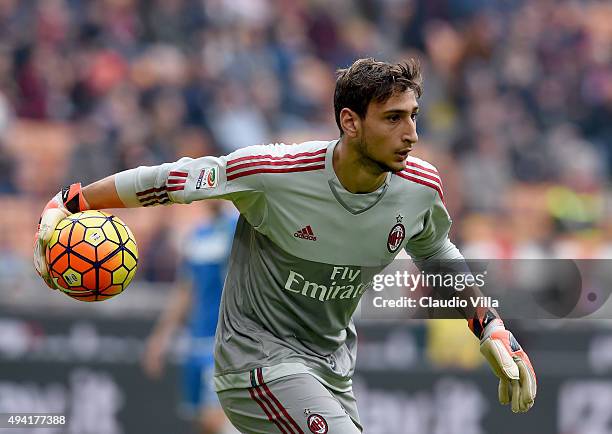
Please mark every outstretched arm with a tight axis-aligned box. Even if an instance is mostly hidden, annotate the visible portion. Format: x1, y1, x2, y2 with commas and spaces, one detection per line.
34, 144, 271, 289
82, 175, 125, 209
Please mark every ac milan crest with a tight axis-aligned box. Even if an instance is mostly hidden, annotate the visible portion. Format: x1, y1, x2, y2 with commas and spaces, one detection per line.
387, 223, 406, 253
307, 414, 328, 434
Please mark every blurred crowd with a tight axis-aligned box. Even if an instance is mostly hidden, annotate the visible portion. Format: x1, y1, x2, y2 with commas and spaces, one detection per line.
0, 0, 610, 285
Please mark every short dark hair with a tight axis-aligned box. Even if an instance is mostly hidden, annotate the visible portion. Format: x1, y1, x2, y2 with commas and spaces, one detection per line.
334, 58, 423, 134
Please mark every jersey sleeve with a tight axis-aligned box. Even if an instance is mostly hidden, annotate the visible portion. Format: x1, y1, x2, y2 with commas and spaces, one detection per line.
114, 145, 269, 228
404, 181, 464, 262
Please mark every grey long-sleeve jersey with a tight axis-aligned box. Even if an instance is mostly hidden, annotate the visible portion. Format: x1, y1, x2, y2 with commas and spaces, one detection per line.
115, 139, 463, 392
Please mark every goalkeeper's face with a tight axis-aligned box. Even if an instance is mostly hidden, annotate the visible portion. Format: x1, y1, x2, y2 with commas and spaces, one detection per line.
358, 90, 419, 173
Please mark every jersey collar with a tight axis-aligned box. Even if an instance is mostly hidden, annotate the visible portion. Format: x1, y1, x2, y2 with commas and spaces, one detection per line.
325, 139, 391, 215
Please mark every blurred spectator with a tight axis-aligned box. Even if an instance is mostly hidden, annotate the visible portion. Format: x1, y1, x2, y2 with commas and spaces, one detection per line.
140, 217, 179, 283
0, 90, 17, 194
0, 144, 17, 194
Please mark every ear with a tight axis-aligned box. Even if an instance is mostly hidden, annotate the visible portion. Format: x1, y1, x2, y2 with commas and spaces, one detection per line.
339, 108, 361, 138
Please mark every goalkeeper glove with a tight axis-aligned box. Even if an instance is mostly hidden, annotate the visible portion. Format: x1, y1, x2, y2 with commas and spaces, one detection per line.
479, 320, 537, 413
34, 183, 90, 289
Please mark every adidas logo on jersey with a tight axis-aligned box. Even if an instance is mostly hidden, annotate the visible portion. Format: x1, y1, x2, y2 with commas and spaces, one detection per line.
294, 225, 317, 241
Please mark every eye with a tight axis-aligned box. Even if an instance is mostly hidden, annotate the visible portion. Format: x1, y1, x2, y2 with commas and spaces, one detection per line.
411, 112, 419, 121
388, 114, 401, 123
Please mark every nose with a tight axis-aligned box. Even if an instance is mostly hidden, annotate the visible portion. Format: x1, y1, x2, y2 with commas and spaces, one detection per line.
403, 120, 418, 145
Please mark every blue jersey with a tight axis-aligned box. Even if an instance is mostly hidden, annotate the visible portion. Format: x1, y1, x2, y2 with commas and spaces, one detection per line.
181, 212, 237, 340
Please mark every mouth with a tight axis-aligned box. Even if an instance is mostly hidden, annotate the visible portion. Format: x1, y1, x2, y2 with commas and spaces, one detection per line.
395, 149, 412, 159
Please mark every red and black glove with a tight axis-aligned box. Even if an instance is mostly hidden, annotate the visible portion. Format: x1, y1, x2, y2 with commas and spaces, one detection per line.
479, 319, 537, 413
33, 183, 90, 289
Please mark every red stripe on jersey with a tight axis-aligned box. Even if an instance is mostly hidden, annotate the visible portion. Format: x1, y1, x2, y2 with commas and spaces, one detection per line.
168, 171, 188, 177
227, 147, 327, 167
305, 226, 314, 236
139, 189, 169, 199
167, 178, 186, 184
249, 388, 291, 434
139, 191, 169, 204
405, 160, 439, 175
396, 172, 445, 203
261, 383, 304, 434
166, 185, 185, 192
226, 156, 325, 175
401, 168, 442, 184
136, 186, 166, 197
227, 164, 325, 181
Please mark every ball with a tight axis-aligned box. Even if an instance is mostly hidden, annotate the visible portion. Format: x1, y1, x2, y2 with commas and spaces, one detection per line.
45, 210, 138, 302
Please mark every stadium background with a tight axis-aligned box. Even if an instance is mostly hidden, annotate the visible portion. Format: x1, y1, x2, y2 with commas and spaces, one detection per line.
0, 0, 610, 433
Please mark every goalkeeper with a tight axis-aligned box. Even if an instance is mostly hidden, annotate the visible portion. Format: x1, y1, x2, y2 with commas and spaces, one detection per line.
34, 58, 536, 433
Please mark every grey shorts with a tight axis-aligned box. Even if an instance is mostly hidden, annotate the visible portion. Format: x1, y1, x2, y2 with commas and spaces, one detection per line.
218, 373, 362, 434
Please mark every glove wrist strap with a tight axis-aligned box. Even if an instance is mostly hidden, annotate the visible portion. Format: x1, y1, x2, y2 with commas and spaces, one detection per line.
61, 183, 90, 213
469, 308, 504, 339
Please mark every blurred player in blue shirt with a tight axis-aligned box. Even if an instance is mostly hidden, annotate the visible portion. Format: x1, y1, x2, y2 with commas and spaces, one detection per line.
143, 201, 237, 434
